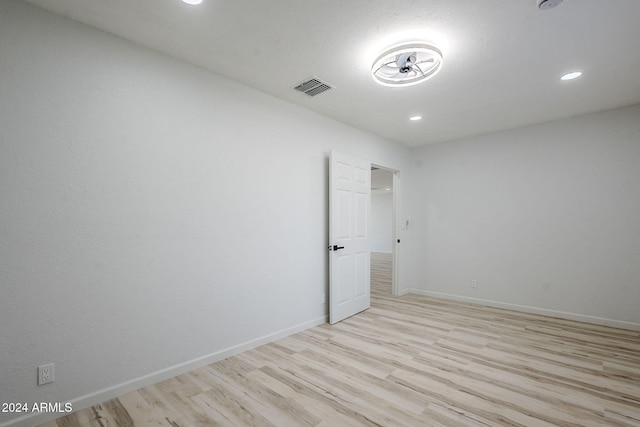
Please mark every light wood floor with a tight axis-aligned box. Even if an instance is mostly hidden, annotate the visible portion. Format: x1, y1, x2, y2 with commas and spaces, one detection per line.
42, 252, 640, 426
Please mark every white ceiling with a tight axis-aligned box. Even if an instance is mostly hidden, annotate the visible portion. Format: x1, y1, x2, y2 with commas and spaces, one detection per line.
24, 0, 640, 147
371, 168, 393, 193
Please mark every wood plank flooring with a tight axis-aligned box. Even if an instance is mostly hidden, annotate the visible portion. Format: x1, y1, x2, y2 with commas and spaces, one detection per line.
41, 252, 640, 426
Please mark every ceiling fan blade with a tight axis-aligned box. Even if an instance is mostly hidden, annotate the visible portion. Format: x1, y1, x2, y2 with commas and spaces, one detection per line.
373, 60, 398, 75
414, 58, 435, 65
380, 64, 400, 73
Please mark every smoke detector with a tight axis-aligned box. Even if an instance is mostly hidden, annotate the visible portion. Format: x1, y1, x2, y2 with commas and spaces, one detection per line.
537, 0, 563, 10
371, 42, 443, 87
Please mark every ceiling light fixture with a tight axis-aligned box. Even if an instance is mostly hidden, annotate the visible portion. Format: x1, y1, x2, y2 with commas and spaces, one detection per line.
372, 42, 443, 87
182, 0, 203, 5
409, 115, 423, 121
561, 71, 582, 81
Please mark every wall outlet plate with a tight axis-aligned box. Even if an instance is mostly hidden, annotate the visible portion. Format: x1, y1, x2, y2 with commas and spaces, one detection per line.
38, 363, 55, 385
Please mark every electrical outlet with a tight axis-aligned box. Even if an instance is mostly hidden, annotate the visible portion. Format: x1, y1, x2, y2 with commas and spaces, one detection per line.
38, 363, 55, 386
471, 279, 478, 289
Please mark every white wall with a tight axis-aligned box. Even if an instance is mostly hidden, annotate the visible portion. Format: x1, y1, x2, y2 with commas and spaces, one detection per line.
4, 2, 639, 425
0, 1, 410, 425
371, 192, 393, 253
405, 104, 640, 329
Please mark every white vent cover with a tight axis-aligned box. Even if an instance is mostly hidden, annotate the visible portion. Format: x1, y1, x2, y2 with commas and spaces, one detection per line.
294, 77, 332, 97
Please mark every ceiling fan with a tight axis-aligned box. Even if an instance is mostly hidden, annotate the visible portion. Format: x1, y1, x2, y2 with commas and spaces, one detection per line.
371, 42, 443, 87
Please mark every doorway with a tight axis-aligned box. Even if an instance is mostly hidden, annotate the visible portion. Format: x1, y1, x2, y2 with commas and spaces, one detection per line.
328, 152, 400, 324
370, 166, 398, 297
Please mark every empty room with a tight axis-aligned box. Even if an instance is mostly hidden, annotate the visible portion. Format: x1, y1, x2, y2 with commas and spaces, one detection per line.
1, 0, 639, 426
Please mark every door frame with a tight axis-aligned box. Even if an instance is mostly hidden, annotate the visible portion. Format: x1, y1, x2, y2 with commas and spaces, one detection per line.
371, 163, 400, 296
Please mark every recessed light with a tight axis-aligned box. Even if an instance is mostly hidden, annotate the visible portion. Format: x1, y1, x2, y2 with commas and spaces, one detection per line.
385, 188, 391, 191
409, 115, 422, 121
372, 42, 443, 87
182, 0, 203, 4
561, 71, 582, 81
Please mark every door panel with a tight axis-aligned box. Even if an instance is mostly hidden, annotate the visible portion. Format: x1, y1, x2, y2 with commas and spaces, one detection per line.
329, 151, 371, 324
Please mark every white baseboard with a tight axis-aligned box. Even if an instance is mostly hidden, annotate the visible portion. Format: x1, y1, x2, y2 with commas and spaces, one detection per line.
397, 287, 410, 296
406, 289, 640, 331
1, 316, 327, 427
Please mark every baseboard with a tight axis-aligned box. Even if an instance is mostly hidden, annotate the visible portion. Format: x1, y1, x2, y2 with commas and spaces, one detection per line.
1, 315, 328, 427
406, 289, 640, 331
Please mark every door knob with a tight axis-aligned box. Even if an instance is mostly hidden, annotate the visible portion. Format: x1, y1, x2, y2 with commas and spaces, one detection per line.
328, 245, 345, 251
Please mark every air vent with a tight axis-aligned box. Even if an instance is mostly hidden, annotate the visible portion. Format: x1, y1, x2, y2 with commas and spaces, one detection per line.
294, 77, 332, 97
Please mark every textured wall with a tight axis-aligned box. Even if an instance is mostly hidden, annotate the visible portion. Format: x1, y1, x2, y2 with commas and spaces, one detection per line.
371, 192, 393, 253
0, 2, 409, 425
405, 104, 640, 328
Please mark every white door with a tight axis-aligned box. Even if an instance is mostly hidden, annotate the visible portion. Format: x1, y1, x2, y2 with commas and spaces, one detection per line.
329, 151, 371, 324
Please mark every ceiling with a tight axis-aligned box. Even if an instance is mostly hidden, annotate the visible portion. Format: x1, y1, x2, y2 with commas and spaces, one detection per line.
23, 0, 640, 147
371, 168, 394, 193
